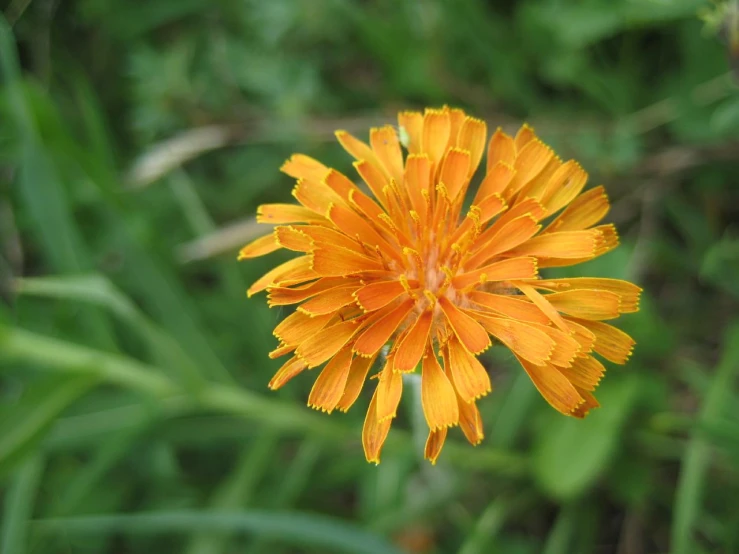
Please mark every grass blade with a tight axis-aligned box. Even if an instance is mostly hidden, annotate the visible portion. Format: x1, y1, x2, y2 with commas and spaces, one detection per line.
1, 455, 44, 554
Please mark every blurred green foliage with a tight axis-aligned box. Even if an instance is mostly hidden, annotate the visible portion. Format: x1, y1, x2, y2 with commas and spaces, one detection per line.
1, 0, 739, 553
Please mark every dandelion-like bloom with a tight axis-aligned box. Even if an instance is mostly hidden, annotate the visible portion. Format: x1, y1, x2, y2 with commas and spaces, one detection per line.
240, 106, 640, 464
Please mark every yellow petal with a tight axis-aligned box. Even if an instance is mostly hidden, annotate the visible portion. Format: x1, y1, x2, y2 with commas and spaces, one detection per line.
570, 318, 635, 364
292, 178, 346, 214
474, 162, 515, 206
439, 147, 471, 201
362, 387, 393, 464
507, 229, 599, 259
404, 154, 432, 223
453, 256, 538, 289
466, 291, 550, 324
335, 130, 378, 166
421, 349, 459, 430
268, 277, 346, 306
457, 394, 484, 445
355, 280, 410, 312
465, 215, 541, 267
311, 246, 384, 277
526, 277, 642, 313
446, 338, 492, 402
571, 387, 600, 418
541, 160, 588, 215
307, 348, 353, 412
545, 289, 622, 320
274, 226, 313, 252
509, 139, 555, 197
545, 185, 609, 233
354, 159, 389, 207
557, 355, 604, 391
513, 123, 537, 151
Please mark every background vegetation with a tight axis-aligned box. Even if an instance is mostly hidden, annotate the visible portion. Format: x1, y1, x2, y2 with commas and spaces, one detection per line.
1, 0, 738, 552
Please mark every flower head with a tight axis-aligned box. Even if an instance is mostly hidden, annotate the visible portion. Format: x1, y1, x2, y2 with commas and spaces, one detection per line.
240, 106, 640, 464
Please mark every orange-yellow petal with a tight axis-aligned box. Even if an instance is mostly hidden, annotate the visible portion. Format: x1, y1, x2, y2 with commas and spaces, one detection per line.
257, 204, 325, 224
353, 298, 415, 357
248, 256, 317, 297
570, 318, 635, 364
354, 159, 390, 207
514, 282, 569, 332
281, 154, 329, 182
308, 348, 353, 413
507, 229, 599, 259
474, 162, 515, 204
355, 280, 409, 312
545, 185, 609, 233
273, 311, 334, 346
298, 285, 359, 316
335, 130, 378, 165
466, 291, 550, 324
456, 116, 487, 177
486, 128, 515, 172
516, 356, 583, 415
530, 278, 642, 313
337, 354, 377, 412
465, 215, 541, 267
362, 387, 393, 464
439, 147, 471, 200
509, 139, 555, 197
457, 394, 484, 445
292, 178, 347, 214
421, 108, 451, 167
513, 123, 536, 151
238, 233, 280, 260
274, 226, 313, 252
541, 161, 588, 215
370, 125, 404, 184
424, 428, 448, 465
474, 314, 555, 365
446, 338, 492, 402
398, 110, 423, 154
394, 310, 434, 371
295, 319, 361, 367
421, 349, 459, 430
557, 355, 604, 391
545, 289, 621, 320
571, 387, 600, 418
311, 246, 384, 277
438, 296, 491, 354
268, 356, 308, 390
376, 361, 403, 421
453, 256, 538, 289
268, 278, 345, 306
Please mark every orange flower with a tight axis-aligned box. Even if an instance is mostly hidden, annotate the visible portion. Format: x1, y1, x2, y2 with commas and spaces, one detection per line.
240, 106, 640, 464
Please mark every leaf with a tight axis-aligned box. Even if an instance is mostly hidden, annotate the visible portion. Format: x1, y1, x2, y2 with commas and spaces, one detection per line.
33, 511, 404, 554
1, 455, 44, 554
532, 375, 641, 500
0, 375, 96, 477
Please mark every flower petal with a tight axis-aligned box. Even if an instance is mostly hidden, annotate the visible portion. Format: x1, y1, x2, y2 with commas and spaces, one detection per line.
335, 130, 378, 166
466, 290, 550, 324
353, 298, 415, 357
296, 319, 362, 367
456, 116, 487, 177
571, 387, 600, 418
465, 215, 541, 267
453, 257, 538, 289
439, 147, 471, 201
376, 360, 403, 421
545, 185, 609, 233
438, 296, 491, 354
398, 110, 423, 154
541, 160, 588, 215
268, 356, 308, 390
336, 354, 377, 412
474, 314, 555, 365
424, 428, 448, 465
570, 318, 635, 364
273, 311, 334, 346
311, 246, 385, 277
355, 280, 409, 312
516, 356, 583, 415
257, 204, 325, 224
446, 337, 492, 402
557, 355, 605, 391
371, 125, 404, 185
298, 285, 360, 316
274, 226, 313, 252
474, 162, 515, 204
421, 108, 451, 167
509, 139, 555, 197
404, 154, 432, 223
394, 310, 434, 371
457, 395, 484, 445
545, 289, 622, 320
507, 229, 599, 259
486, 128, 515, 172
267, 278, 346, 306
281, 154, 329, 182
354, 159, 390, 207
362, 387, 393, 464
421, 349, 459, 430
530, 278, 642, 313
513, 123, 536, 151
308, 348, 354, 412
238, 233, 281, 260
248, 256, 317, 296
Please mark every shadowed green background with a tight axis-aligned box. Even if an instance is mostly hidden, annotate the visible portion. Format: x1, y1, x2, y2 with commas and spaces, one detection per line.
1, 0, 738, 553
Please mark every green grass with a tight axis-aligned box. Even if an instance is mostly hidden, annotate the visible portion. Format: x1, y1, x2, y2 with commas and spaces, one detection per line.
2, 1, 739, 552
